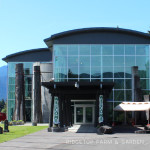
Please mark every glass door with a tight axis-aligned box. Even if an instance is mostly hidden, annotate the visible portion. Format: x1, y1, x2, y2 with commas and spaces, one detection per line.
75, 105, 94, 124
85, 107, 93, 123
76, 107, 84, 123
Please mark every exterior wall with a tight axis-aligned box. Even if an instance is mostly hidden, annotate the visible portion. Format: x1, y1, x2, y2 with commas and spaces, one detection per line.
53, 44, 150, 124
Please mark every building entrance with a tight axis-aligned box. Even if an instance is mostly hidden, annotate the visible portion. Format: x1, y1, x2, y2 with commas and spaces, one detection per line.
74, 105, 94, 124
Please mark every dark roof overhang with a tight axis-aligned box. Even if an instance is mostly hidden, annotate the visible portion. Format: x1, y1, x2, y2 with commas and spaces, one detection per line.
44, 27, 150, 45
2, 48, 49, 62
42, 81, 114, 99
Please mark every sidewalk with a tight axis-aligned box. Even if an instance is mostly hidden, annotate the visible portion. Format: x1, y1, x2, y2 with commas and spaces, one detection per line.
0, 127, 150, 150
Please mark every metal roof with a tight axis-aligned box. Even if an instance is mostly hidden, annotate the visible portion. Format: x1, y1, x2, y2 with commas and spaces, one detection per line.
44, 27, 150, 42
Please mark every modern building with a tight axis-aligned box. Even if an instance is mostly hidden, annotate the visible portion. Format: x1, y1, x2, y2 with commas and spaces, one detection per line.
2, 27, 150, 128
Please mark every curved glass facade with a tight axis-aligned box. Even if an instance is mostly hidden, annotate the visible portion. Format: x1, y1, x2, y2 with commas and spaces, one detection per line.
54, 44, 150, 123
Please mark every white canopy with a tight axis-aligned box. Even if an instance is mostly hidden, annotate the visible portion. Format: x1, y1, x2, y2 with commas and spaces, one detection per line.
114, 102, 150, 111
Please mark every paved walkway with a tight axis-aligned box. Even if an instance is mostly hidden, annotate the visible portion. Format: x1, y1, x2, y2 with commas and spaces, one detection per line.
68, 124, 97, 133
0, 126, 150, 150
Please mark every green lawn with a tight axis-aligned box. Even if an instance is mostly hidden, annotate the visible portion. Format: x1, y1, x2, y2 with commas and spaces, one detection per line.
0, 124, 48, 143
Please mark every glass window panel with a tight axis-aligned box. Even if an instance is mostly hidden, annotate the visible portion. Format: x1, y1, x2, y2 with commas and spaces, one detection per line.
125, 45, 135, 55
68, 79, 78, 82
57, 79, 67, 82
8, 85, 15, 92
91, 45, 101, 55
79, 67, 90, 78
91, 56, 101, 67
114, 67, 124, 78
125, 79, 132, 89
140, 79, 150, 89
24, 63, 33, 72
25, 100, 31, 107
102, 56, 113, 67
79, 56, 90, 67
8, 92, 15, 99
24, 77, 32, 85
54, 68, 67, 79
68, 56, 78, 67
9, 77, 15, 84
114, 79, 124, 89
125, 56, 135, 67
68, 67, 78, 78
54, 45, 67, 56
68, 45, 78, 55
25, 84, 32, 92
138, 67, 149, 78
102, 45, 113, 55
136, 56, 149, 67
114, 45, 124, 55
103, 67, 113, 78
106, 91, 113, 102
8, 100, 15, 108
125, 67, 132, 78
126, 90, 132, 101
114, 90, 124, 101
24, 68, 30, 75
91, 67, 101, 78
114, 107, 125, 123
25, 91, 32, 100
55, 56, 67, 67
79, 79, 90, 82
114, 56, 124, 67
142, 90, 150, 95
79, 45, 90, 55
103, 79, 113, 82
136, 45, 149, 55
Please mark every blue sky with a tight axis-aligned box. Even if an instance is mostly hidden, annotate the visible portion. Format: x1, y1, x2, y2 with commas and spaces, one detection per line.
0, 0, 150, 67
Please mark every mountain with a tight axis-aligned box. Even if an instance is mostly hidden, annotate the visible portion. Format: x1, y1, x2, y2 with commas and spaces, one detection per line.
0, 65, 7, 101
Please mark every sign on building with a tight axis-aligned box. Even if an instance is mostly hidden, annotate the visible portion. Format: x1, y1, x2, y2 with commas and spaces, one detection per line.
99, 95, 103, 123
53, 96, 59, 124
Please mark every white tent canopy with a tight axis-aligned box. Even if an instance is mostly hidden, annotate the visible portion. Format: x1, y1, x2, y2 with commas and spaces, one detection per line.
114, 102, 150, 111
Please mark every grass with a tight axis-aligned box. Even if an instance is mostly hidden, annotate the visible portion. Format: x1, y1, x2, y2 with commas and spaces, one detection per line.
0, 124, 48, 143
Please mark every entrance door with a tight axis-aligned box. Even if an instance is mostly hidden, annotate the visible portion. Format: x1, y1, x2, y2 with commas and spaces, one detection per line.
75, 105, 94, 124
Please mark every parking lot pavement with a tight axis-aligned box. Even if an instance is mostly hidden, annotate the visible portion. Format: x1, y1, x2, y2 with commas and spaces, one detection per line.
0, 128, 150, 150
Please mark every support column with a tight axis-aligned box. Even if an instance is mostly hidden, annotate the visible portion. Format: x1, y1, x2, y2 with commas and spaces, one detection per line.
66, 99, 70, 126
14, 63, 25, 121
95, 94, 99, 127
68, 100, 72, 126
63, 98, 67, 127
33, 66, 42, 123
59, 96, 64, 128
48, 94, 54, 132
103, 93, 107, 125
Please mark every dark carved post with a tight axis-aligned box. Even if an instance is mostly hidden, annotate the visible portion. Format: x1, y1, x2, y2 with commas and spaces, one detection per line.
95, 94, 99, 127
59, 96, 63, 128
14, 63, 25, 121
63, 98, 67, 127
48, 94, 54, 132
66, 99, 70, 126
103, 91, 108, 125
131, 66, 142, 124
33, 66, 42, 123
50, 95, 54, 127
68, 100, 72, 126
132, 66, 142, 102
